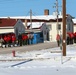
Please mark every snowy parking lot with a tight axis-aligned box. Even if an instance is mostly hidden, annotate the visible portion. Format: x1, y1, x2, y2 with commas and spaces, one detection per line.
0, 44, 76, 75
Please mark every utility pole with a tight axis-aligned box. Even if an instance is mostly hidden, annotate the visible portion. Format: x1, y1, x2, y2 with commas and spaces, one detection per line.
56, 0, 59, 34
62, 0, 66, 56
30, 9, 32, 32
53, 0, 59, 34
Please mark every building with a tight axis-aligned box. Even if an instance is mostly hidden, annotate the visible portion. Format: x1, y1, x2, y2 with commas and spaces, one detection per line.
0, 10, 76, 42
0, 19, 25, 38
72, 19, 76, 33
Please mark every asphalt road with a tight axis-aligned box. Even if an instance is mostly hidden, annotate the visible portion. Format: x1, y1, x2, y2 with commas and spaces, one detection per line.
0, 42, 58, 54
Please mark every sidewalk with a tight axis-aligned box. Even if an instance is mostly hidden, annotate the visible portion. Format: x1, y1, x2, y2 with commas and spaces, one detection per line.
0, 42, 58, 54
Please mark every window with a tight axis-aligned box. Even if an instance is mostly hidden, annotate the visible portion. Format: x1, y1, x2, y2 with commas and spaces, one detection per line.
57, 24, 61, 30
68, 23, 70, 30
0, 19, 2, 24
47, 25, 52, 30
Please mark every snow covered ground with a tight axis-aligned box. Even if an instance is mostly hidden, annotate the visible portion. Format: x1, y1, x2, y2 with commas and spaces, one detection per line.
0, 45, 76, 75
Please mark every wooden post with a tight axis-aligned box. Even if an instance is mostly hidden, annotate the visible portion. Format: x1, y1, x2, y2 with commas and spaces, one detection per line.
56, 0, 59, 35
30, 9, 32, 31
25, 19, 27, 28
62, 0, 66, 56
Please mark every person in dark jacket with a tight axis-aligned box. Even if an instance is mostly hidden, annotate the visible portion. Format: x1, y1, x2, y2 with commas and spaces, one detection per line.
18, 34, 22, 46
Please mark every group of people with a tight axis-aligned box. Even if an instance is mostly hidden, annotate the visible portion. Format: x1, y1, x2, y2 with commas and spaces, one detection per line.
56, 32, 76, 47
0, 32, 34, 48
0, 33, 16, 47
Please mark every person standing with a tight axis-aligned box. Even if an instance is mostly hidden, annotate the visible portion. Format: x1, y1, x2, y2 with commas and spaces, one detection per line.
56, 34, 60, 46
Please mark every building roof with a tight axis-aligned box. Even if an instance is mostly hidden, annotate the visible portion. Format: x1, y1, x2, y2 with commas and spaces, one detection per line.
0, 15, 62, 21
27, 22, 44, 29
0, 14, 76, 28
73, 19, 76, 24
0, 19, 17, 27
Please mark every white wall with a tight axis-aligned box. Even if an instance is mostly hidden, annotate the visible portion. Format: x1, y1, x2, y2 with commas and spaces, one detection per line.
46, 22, 62, 42
0, 29, 14, 33
74, 25, 76, 32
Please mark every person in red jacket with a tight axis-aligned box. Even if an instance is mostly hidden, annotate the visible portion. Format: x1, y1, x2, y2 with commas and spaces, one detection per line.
56, 34, 60, 46
12, 35, 16, 46
22, 34, 28, 45
3, 35, 7, 44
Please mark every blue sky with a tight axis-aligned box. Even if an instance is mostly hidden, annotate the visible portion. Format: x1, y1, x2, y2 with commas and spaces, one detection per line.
0, 0, 76, 18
